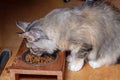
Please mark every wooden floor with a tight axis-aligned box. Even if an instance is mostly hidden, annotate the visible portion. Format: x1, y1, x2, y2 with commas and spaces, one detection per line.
0, 0, 120, 80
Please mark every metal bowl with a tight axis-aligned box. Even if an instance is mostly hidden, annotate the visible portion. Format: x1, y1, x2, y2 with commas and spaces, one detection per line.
22, 50, 59, 66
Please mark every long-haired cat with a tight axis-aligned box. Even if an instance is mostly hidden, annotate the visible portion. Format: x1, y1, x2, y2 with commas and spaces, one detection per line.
16, 1, 120, 71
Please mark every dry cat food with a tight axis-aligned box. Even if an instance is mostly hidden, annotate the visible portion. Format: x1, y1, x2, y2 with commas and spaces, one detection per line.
25, 53, 56, 64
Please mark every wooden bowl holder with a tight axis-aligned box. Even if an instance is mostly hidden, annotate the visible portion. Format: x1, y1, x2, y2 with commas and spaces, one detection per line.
10, 40, 66, 80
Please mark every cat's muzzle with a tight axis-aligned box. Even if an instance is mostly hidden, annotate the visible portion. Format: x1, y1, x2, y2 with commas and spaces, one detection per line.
30, 48, 46, 56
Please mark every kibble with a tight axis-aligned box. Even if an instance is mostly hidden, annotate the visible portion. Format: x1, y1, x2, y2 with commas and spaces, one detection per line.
25, 53, 55, 64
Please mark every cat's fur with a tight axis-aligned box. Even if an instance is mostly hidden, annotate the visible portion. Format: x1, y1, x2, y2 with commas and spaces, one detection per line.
16, 1, 120, 71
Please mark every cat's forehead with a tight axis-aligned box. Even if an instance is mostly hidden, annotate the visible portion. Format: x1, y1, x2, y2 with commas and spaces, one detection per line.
26, 19, 44, 32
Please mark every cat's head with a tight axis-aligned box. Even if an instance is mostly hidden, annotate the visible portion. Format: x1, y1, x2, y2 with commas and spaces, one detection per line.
16, 19, 57, 56
16, 20, 49, 42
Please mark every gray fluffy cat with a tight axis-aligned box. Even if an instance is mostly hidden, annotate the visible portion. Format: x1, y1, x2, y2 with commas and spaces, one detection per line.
16, 1, 120, 71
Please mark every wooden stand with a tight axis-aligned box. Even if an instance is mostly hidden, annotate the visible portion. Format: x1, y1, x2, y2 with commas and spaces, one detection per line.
10, 40, 66, 80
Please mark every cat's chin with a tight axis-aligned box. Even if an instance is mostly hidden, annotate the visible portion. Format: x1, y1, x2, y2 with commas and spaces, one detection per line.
35, 53, 43, 56
45, 49, 57, 54
31, 51, 43, 56
46, 51, 54, 54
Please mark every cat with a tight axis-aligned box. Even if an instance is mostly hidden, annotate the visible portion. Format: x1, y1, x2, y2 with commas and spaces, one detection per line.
16, 1, 120, 71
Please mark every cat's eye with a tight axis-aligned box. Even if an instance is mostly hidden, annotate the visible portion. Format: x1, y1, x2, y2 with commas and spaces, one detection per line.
27, 37, 33, 42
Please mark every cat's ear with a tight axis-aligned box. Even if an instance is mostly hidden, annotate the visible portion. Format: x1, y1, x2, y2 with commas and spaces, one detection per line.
16, 21, 30, 32
18, 30, 49, 42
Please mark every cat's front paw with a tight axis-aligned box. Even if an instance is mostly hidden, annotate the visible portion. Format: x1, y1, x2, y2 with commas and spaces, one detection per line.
66, 55, 73, 62
68, 59, 84, 71
88, 60, 102, 69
